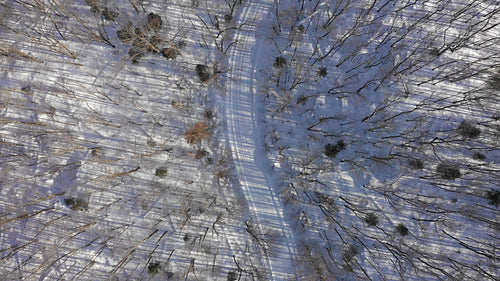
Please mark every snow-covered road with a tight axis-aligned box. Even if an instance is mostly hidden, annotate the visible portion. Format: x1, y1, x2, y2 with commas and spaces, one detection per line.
225, 1, 298, 280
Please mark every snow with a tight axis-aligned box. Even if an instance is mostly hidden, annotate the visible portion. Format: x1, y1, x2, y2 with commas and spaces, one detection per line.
1, 0, 500, 280
257, 0, 499, 280
1, 0, 274, 280
224, 1, 298, 279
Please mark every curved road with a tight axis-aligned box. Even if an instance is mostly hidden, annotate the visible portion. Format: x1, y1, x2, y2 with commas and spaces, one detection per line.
225, 1, 298, 280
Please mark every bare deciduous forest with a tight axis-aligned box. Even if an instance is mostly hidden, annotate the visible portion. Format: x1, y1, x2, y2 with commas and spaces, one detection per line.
0, 0, 498, 280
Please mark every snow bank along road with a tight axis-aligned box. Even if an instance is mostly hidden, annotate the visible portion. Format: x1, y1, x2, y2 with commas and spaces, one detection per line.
225, 1, 298, 280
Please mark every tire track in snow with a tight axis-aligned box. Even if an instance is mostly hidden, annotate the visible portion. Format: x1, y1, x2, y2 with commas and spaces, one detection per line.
225, 1, 298, 280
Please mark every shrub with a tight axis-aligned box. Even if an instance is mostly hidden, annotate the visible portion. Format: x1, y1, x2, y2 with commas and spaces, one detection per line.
64, 197, 88, 211
227, 271, 238, 281
486, 190, 500, 207
314, 191, 335, 207
343, 263, 354, 272
184, 122, 209, 144
457, 120, 480, 138
296, 95, 307, 105
436, 163, 461, 180
132, 37, 146, 49
84, 0, 99, 12
195, 149, 208, 159
148, 261, 161, 275
296, 24, 305, 34
488, 71, 500, 90
128, 48, 144, 63
117, 27, 134, 42
365, 212, 378, 226
273, 56, 287, 68
90, 147, 102, 157
102, 8, 119, 21
342, 244, 359, 263
472, 151, 486, 161
162, 48, 178, 60
396, 224, 409, 236
204, 109, 214, 119
155, 167, 168, 178
408, 158, 424, 170
134, 27, 145, 38
147, 12, 162, 31
324, 140, 346, 158
176, 40, 187, 49
171, 100, 186, 109
195, 64, 212, 82
429, 48, 441, 56
147, 36, 162, 52
316, 67, 328, 77
21, 85, 32, 93
215, 170, 226, 180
